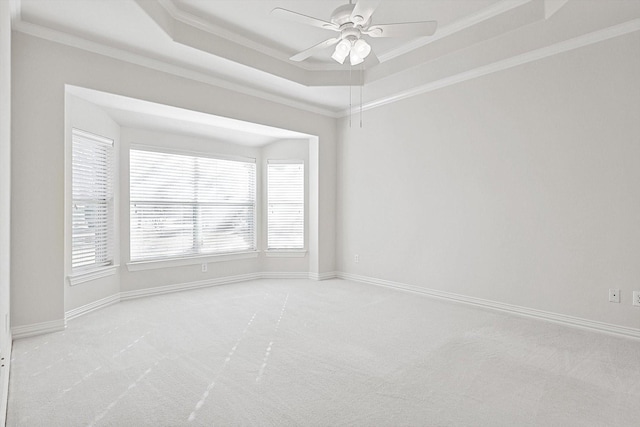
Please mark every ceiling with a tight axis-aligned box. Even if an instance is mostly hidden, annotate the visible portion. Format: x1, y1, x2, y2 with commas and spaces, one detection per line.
10, 0, 640, 116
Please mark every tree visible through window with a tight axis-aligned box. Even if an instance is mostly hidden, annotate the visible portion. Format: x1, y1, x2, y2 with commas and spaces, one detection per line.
129, 149, 256, 261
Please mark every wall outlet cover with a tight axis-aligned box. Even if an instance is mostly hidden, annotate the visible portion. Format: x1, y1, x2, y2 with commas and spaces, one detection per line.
633, 291, 640, 307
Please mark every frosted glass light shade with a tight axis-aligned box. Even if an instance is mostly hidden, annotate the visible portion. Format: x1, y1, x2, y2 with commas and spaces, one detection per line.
332, 39, 351, 64
353, 39, 371, 58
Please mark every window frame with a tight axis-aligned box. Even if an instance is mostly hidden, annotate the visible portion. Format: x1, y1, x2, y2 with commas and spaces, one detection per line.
266, 159, 306, 255
69, 128, 115, 282
127, 145, 258, 268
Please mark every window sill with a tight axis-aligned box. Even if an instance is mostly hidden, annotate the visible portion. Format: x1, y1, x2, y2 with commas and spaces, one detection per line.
68, 265, 119, 286
126, 251, 260, 272
265, 250, 307, 258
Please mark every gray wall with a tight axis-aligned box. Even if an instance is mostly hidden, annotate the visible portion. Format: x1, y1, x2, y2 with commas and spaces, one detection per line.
11, 32, 337, 329
337, 32, 640, 329
64, 95, 121, 312
118, 127, 262, 294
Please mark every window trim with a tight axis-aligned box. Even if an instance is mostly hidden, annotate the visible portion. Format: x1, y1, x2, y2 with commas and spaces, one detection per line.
129, 145, 257, 263
264, 249, 307, 258
70, 128, 115, 274
68, 265, 119, 286
266, 159, 306, 251
126, 251, 259, 271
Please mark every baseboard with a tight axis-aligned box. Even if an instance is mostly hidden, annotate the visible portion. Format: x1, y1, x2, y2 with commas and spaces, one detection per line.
14, 271, 341, 339
65, 293, 121, 322
338, 272, 640, 340
309, 271, 337, 281
120, 273, 263, 301
11, 319, 65, 340
0, 335, 11, 427
261, 272, 310, 279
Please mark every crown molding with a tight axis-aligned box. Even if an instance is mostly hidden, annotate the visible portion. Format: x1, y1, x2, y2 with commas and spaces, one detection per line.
11, 2, 639, 120
341, 18, 640, 117
12, 20, 340, 118
157, 0, 345, 73
378, 0, 532, 63
158, 0, 289, 65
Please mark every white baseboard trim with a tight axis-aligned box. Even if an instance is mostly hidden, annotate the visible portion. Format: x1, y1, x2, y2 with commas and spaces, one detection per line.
65, 293, 121, 322
0, 335, 11, 427
14, 271, 343, 339
120, 273, 263, 301
11, 319, 66, 340
261, 272, 310, 279
337, 272, 640, 340
309, 271, 338, 281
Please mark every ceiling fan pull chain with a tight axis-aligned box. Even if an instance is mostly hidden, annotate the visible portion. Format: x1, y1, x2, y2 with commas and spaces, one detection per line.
349, 63, 353, 128
360, 65, 364, 128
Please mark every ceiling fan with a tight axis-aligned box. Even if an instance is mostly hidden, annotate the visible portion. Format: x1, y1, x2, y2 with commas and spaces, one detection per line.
271, 0, 438, 66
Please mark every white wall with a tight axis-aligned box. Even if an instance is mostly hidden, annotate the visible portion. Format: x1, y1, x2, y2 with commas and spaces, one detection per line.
64, 95, 121, 312
11, 32, 337, 329
0, 1, 12, 422
337, 32, 640, 329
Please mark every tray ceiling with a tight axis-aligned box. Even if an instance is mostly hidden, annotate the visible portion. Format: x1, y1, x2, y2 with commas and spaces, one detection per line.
12, 0, 640, 115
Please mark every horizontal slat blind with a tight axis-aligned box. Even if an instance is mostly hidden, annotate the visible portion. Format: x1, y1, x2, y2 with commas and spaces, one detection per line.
72, 129, 114, 271
268, 162, 304, 249
130, 149, 256, 261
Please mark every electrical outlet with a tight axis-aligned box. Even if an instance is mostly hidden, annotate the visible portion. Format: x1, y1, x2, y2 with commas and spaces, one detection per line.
633, 291, 640, 307
609, 289, 620, 303
354, 254, 359, 263
201, 263, 207, 273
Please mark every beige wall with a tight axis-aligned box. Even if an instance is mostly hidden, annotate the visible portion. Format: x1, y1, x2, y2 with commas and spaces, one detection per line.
11, 32, 337, 328
337, 32, 640, 329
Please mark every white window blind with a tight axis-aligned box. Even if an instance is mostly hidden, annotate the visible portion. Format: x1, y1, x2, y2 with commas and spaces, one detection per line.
267, 162, 304, 249
130, 148, 256, 262
72, 129, 114, 271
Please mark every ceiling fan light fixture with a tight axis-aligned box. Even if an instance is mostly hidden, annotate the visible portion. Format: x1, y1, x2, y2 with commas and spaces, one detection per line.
349, 50, 364, 65
331, 38, 352, 64
353, 38, 371, 58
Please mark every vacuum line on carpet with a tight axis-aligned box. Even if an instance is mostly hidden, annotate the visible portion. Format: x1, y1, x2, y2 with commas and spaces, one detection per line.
256, 293, 289, 383
188, 309, 260, 423
88, 360, 159, 427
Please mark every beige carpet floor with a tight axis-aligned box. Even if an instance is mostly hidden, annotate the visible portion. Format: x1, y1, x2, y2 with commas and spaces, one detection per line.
6, 278, 640, 426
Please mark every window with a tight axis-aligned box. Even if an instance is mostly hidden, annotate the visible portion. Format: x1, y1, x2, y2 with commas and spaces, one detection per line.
130, 148, 256, 262
71, 129, 114, 271
267, 161, 304, 249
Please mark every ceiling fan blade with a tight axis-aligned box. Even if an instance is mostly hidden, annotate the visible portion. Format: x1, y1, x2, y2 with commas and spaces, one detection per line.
365, 21, 438, 38
290, 38, 341, 62
350, 0, 381, 25
271, 8, 339, 31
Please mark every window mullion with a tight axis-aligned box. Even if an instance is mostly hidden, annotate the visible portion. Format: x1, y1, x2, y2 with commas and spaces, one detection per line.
193, 157, 202, 254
